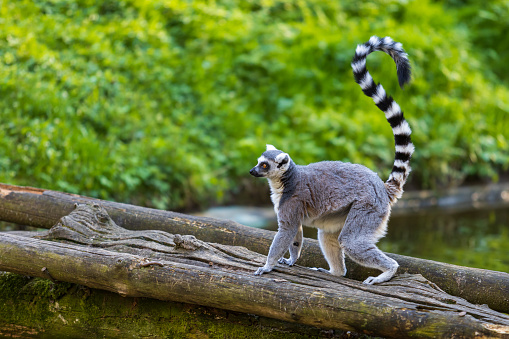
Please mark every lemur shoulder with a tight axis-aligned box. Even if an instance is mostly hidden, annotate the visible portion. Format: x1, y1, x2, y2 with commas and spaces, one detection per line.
250, 36, 414, 285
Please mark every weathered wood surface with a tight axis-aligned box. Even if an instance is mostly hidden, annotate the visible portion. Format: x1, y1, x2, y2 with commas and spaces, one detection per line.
0, 183, 508, 314
0, 273, 337, 339
2, 203, 509, 338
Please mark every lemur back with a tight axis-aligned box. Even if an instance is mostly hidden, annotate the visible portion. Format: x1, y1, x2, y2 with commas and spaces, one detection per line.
250, 36, 414, 285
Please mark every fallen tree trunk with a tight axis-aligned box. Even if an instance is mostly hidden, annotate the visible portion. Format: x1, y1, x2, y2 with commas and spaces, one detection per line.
0, 273, 335, 339
1, 203, 509, 338
0, 183, 508, 314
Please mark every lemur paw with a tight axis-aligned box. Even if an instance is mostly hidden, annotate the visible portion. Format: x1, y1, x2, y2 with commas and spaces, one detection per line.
311, 267, 347, 276
363, 269, 396, 284
363, 276, 380, 285
254, 266, 272, 276
363, 274, 390, 285
278, 257, 296, 266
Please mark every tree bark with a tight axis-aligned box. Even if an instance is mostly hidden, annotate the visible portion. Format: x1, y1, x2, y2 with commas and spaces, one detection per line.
0, 273, 341, 339
0, 183, 508, 314
1, 203, 509, 338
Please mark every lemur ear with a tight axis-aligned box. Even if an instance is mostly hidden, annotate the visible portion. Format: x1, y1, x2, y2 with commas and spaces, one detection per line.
266, 144, 277, 151
275, 153, 289, 168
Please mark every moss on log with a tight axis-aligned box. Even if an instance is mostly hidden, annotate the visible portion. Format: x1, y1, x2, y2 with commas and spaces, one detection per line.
0, 272, 341, 339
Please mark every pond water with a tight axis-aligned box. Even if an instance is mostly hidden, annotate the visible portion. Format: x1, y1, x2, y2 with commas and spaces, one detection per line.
261, 206, 509, 273
382, 206, 508, 272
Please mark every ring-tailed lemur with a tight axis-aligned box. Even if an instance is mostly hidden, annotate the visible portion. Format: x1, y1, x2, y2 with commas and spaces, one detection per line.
249, 36, 414, 285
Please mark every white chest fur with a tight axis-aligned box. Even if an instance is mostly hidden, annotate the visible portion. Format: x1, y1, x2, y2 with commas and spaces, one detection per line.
267, 178, 283, 215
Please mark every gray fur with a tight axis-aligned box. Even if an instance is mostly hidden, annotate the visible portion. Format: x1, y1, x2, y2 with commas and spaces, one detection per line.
251, 155, 396, 284
250, 36, 413, 285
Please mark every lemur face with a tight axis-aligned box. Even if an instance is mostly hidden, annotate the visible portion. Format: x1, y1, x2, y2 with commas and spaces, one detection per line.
250, 145, 291, 179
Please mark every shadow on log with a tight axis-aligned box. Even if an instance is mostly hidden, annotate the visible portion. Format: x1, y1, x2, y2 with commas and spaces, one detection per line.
0, 183, 508, 314
1, 203, 509, 338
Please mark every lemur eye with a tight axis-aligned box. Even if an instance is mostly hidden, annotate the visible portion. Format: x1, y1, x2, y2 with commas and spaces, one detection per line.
262, 163, 268, 169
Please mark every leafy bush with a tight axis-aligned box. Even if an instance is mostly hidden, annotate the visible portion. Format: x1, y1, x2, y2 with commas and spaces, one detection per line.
0, 0, 508, 210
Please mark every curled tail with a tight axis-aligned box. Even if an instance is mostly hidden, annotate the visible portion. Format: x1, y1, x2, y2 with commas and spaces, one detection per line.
351, 36, 414, 204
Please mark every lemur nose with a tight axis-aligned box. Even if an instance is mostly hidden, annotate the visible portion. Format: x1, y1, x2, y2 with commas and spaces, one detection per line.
249, 168, 256, 176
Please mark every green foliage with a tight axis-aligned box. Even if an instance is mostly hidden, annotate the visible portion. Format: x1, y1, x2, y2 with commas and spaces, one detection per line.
0, 0, 508, 209
445, 0, 509, 84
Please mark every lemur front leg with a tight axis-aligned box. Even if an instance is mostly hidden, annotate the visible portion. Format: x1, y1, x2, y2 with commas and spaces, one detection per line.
278, 224, 303, 266
254, 222, 299, 276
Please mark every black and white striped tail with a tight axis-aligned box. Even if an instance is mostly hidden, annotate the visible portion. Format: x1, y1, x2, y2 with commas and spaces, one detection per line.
351, 36, 414, 204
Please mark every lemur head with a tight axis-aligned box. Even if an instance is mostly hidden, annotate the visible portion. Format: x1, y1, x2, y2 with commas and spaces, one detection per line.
250, 144, 293, 179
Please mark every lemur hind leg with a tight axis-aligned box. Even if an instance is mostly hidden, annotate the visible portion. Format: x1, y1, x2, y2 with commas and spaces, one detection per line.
278, 224, 303, 266
314, 229, 346, 276
339, 205, 397, 285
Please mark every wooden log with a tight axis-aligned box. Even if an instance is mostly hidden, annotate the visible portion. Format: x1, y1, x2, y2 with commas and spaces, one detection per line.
0, 183, 508, 314
1, 203, 509, 338
0, 273, 339, 338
